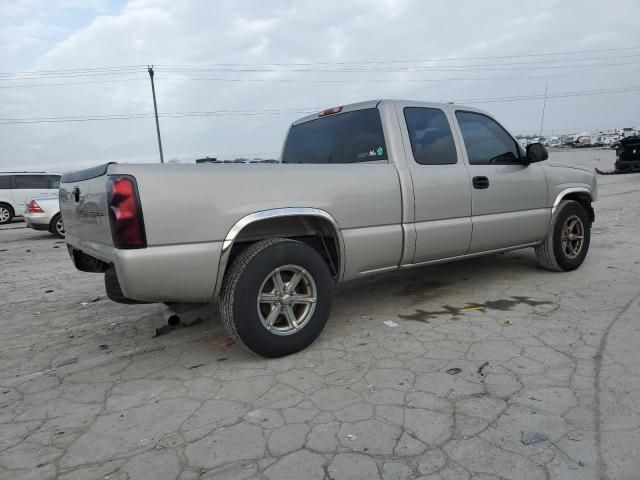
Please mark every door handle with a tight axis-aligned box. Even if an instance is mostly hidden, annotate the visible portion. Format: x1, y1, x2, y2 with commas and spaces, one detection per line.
472, 176, 490, 189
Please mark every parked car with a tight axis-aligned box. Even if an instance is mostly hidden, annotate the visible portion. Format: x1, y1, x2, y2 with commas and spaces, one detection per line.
614, 136, 640, 172
0, 172, 61, 224
23, 195, 65, 238
60, 100, 597, 357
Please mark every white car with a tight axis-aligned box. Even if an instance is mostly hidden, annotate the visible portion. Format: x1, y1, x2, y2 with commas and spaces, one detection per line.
0, 172, 61, 224
24, 195, 64, 238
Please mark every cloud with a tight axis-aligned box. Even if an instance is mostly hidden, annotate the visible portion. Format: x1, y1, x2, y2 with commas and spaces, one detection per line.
1, 0, 640, 170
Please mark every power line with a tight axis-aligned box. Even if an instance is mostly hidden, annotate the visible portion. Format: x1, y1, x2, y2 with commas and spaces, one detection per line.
156, 53, 640, 70
6, 68, 640, 89
2, 85, 639, 125
174, 68, 640, 83
2, 47, 640, 82
175, 46, 640, 66
0, 108, 316, 124
0, 69, 148, 81
6, 58, 627, 79
0, 66, 145, 78
148, 61, 640, 74
455, 85, 640, 103
2, 45, 639, 78
0, 78, 147, 88
0, 107, 315, 121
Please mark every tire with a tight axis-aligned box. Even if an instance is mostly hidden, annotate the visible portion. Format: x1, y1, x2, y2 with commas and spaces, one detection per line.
50, 213, 65, 238
535, 200, 591, 271
220, 238, 333, 358
0, 204, 13, 225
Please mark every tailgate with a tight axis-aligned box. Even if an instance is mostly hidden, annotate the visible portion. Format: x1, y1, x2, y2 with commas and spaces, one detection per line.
60, 163, 114, 261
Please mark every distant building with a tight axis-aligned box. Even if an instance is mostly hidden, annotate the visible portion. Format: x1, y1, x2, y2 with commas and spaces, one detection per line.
592, 130, 623, 146
541, 136, 561, 147
572, 132, 592, 147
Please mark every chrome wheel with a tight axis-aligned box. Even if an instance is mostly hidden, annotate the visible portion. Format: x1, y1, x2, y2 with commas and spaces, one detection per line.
561, 215, 584, 259
257, 264, 317, 336
0, 207, 10, 223
55, 217, 65, 237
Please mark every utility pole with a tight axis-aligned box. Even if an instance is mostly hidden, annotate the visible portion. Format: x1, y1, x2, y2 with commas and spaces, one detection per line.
539, 83, 548, 138
147, 65, 164, 164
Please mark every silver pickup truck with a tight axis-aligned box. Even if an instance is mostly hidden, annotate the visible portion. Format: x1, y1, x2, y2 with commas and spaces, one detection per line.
60, 99, 597, 357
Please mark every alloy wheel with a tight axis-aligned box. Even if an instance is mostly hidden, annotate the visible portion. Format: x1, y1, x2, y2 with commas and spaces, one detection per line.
0, 207, 10, 223
55, 217, 65, 237
561, 214, 584, 259
256, 264, 317, 336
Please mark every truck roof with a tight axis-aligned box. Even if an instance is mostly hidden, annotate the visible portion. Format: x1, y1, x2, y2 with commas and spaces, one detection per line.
291, 99, 480, 126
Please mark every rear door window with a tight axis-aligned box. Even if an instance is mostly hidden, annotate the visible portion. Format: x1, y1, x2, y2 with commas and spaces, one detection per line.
404, 107, 458, 165
282, 108, 388, 164
0, 176, 11, 189
455, 111, 521, 164
13, 175, 49, 189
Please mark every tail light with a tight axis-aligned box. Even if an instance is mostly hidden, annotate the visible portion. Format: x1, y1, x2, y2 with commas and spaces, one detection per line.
27, 200, 44, 213
106, 175, 146, 249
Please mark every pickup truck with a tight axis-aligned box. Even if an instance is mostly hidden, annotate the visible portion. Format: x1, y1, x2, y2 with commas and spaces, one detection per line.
60, 100, 597, 357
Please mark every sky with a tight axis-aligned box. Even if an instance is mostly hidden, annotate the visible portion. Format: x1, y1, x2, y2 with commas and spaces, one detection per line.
1, 0, 640, 171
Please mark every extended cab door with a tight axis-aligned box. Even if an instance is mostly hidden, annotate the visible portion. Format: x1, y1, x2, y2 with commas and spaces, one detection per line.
395, 103, 473, 264
453, 110, 549, 253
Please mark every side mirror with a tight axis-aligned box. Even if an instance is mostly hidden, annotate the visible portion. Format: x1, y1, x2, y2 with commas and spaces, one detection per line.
525, 143, 548, 163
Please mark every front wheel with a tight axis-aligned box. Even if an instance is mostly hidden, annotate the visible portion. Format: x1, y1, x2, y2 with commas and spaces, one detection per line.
535, 200, 591, 271
220, 238, 333, 357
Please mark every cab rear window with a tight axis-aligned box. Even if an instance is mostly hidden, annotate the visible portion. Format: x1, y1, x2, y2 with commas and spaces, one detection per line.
282, 108, 388, 164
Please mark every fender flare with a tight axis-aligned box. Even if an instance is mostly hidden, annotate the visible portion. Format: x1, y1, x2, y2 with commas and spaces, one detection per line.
551, 187, 592, 214
214, 208, 345, 297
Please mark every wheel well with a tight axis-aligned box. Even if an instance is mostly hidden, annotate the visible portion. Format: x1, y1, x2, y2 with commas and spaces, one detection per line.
0, 202, 15, 216
563, 192, 594, 223
226, 216, 341, 280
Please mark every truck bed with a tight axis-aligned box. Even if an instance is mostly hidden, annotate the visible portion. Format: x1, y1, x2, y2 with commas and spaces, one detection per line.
60, 162, 403, 302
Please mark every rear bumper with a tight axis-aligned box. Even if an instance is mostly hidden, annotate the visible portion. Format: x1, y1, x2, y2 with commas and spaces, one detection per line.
105, 267, 150, 304
26, 222, 51, 231
69, 240, 224, 303
24, 212, 54, 229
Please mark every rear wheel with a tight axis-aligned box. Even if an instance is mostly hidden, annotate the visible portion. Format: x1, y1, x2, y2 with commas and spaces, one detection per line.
535, 200, 591, 271
0, 204, 13, 225
220, 238, 333, 357
50, 213, 65, 238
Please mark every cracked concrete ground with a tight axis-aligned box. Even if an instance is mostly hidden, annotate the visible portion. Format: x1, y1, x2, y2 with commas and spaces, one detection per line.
1, 149, 639, 480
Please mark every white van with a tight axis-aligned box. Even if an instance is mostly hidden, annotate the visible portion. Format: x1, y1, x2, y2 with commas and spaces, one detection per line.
0, 172, 61, 224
